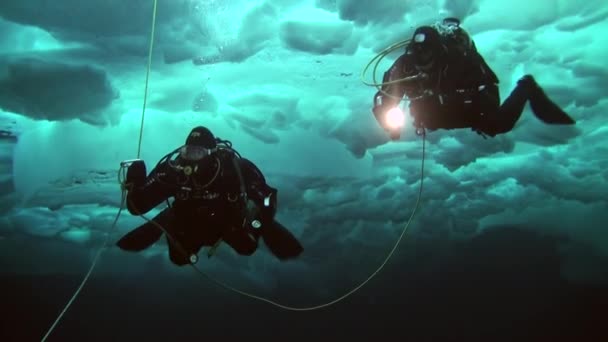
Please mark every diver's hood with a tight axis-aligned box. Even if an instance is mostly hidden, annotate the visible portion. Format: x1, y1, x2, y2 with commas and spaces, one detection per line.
185, 126, 216, 149
407, 26, 445, 71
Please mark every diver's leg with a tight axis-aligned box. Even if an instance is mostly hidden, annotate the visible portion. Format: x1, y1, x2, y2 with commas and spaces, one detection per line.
116, 207, 171, 251
483, 75, 575, 135
165, 216, 200, 266
521, 75, 575, 124
474, 82, 527, 136
167, 235, 190, 266
260, 220, 304, 261
222, 227, 258, 256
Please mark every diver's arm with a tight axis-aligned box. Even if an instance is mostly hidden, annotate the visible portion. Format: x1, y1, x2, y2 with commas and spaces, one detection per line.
238, 158, 278, 223
125, 160, 174, 215
472, 42, 500, 85
372, 54, 411, 124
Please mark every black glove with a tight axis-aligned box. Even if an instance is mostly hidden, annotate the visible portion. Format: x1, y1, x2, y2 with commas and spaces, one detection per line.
126, 160, 147, 188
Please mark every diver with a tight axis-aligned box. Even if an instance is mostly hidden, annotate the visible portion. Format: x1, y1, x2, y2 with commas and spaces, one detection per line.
116, 126, 303, 266
371, 17, 575, 140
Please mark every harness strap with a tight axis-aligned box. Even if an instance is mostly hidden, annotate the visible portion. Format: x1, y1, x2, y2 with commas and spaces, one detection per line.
230, 154, 251, 230
231, 156, 247, 200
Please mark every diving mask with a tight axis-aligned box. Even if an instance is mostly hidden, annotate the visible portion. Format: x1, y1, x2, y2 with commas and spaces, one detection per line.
179, 145, 216, 161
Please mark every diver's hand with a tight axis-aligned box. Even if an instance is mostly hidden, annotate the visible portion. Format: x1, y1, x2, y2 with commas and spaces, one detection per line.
126, 160, 147, 187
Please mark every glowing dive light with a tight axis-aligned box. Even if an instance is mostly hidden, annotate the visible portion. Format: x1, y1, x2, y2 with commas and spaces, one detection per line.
385, 107, 405, 129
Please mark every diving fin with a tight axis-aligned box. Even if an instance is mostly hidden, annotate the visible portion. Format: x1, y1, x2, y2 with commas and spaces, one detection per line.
116, 208, 171, 252
208, 239, 222, 258
522, 75, 575, 125
261, 221, 303, 261
167, 235, 191, 266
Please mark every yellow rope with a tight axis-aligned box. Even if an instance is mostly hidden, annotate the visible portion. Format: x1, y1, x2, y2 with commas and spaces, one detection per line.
118, 25, 428, 313
360, 38, 427, 101
130, 135, 427, 311
40, 1, 159, 340
360, 39, 411, 90
42, 10, 428, 342
40, 167, 128, 342
136, 0, 158, 159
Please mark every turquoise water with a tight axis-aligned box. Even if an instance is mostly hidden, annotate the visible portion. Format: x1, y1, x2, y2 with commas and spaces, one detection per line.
0, 1, 606, 340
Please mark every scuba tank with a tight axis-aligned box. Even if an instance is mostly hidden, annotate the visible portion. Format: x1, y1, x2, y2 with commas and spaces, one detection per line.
434, 17, 474, 56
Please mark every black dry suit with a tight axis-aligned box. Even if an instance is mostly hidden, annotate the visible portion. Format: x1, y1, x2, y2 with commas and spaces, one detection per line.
117, 139, 303, 266
372, 18, 575, 139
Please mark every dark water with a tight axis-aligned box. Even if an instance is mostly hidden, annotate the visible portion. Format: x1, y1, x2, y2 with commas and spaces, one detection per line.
2, 227, 606, 342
